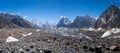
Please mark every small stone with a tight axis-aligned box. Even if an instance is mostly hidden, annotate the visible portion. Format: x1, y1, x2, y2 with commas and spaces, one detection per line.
95, 46, 102, 51
95, 47, 102, 53
110, 45, 120, 51
25, 49, 30, 51
20, 51, 24, 53
30, 45, 33, 48
0, 50, 3, 53
37, 39, 40, 41
11, 51, 14, 53
89, 47, 95, 52
83, 46, 88, 49
105, 48, 110, 50
65, 42, 70, 45
36, 48, 40, 51
43, 50, 51, 53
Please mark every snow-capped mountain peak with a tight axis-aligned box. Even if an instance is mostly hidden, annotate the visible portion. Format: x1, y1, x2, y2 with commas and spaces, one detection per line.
61, 16, 67, 18
56, 16, 71, 28
62, 18, 71, 25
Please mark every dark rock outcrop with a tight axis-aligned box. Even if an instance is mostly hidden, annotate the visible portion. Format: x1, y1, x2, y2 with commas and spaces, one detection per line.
93, 5, 120, 29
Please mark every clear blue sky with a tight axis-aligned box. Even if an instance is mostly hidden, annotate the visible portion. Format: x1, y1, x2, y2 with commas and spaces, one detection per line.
0, 0, 119, 23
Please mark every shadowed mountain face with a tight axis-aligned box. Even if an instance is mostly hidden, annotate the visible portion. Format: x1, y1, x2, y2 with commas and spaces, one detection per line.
94, 5, 120, 29
0, 13, 34, 28
70, 15, 95, 28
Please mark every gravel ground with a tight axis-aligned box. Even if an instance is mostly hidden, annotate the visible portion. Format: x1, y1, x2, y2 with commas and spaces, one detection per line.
0, 29, 119, 53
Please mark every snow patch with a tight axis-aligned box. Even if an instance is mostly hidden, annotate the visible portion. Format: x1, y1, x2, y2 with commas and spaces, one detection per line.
101, 28, 120, 38
44, 27, 74, 37
76, 33, 92, 40
113, 36, 120, 38
101, 30, 112, 38
111, 28, 120, 33
71, 35, 75, 37
82, 28, 104, 31
22, 32, 33, 37
26, 32, 33, 35
101, 18, 106, 24
82, 27, 96, 31
97, 28, 103, 31
6, 36, 19, 42
36, 29, 40, 32
88, 27, 95, 31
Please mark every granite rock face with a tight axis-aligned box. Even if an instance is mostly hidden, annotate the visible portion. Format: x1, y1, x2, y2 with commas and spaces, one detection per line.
94, 5, 120, 29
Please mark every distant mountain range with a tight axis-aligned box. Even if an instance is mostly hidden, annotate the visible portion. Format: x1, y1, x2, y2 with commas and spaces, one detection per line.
94, 5, 120, 29
56, 15, 95, 28
57, 5, 120, 29
0, 12, 34, 28
0, 5, 119, 29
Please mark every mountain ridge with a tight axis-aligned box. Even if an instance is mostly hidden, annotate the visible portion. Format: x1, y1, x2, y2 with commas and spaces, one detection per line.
70, 15, 95, 28
0, 12, 35, 28
93, 5, 120, 29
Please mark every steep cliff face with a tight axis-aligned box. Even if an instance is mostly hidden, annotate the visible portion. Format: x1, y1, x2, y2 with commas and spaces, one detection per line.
94, 5, 120, 29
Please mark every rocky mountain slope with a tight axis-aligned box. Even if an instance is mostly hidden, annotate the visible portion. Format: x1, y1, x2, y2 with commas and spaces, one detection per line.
70, 15, 95, 28
94, 5, 120, 29
0, 12, 34, 28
